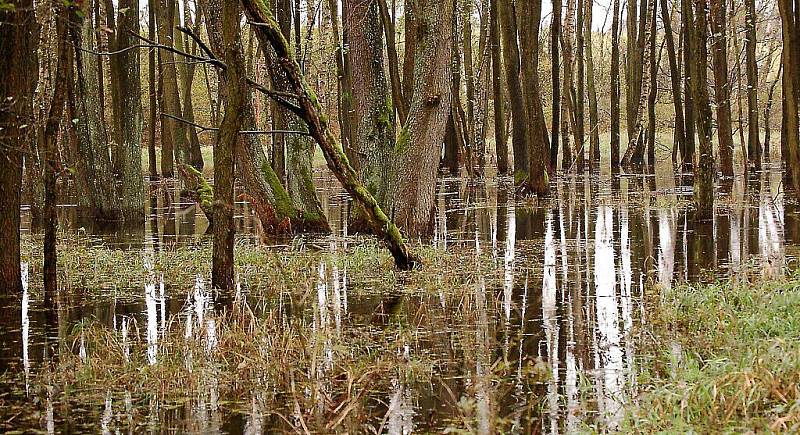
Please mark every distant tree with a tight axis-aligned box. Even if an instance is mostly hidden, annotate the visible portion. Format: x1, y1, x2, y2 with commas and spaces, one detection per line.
691, 0, 716, 219
709, 0, 734, 176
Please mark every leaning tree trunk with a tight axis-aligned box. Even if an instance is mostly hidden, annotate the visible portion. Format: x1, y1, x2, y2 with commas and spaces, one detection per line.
0, 0, 38, 294
240, 0, 419, 268
691, 0, 716, 219
198, 0, 323, 232
709, 0, 734, 176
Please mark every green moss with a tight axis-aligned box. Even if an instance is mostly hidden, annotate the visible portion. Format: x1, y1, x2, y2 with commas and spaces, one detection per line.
261, 160, 297, 219
514, 170, 529, 186
395, 127, 410, 155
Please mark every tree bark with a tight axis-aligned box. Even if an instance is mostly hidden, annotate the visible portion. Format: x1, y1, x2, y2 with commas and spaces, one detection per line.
498, 0, 528, 183
660, 0, 685, 169
610, 0, 621, 173
490, 0, 508, 174
575, 0, 586, 171
378, 0, 407, 123
709, 0, 734, 176
0, 0, 38, 294
584, 0, 600, 169
621, 0, 654, 170
551, 0, 562, 170
691, 0, 716, 219
682, 0, 696, 169
778, 0, 800, 194
744, 0, 761, 170
212, 0, 244, 290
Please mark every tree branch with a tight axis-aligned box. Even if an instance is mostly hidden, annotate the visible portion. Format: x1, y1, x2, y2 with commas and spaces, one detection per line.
161, 112, 311, 136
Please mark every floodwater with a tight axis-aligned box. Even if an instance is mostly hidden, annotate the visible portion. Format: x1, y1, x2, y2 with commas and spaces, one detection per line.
2, 165, 799, 433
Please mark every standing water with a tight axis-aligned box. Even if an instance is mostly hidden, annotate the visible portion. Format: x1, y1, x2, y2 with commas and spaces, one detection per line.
1, 166, 798, 433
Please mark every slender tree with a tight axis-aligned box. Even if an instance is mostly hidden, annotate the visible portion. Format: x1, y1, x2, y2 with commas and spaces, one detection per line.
745, 0, 761, 170
660, 0, 685, 168
610, 0, 621, 173
584, 0, 600, 169
498, 0, 528, 183
682, 0, 696, 169
551, 0, 562, 170
490, 0, 508, 174
691, 0, 716, 219
709, 0, 734, 176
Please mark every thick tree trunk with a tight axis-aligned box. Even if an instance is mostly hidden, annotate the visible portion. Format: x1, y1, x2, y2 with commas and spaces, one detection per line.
0, 0, 38, 294
212, 0, 244, 290
744, 0, 761, 170
112, 0, 144, 221
345, 0, 397, 217
518, 0, 549, 194
778, 0, 800, 194
691, 0, 716, 219
70, 2, 121, 221
709, 0, 734, 176
240, 0, 419, 268
156, 0, 191, 173
610, 0, 621, 173
621, 0, 654, 171
490, 0, 508, 174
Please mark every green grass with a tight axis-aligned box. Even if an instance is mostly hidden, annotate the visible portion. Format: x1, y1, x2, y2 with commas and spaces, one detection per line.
625, 272, 800, 433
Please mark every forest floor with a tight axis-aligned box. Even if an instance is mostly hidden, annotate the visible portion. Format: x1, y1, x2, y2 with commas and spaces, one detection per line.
4, 234, 800, 432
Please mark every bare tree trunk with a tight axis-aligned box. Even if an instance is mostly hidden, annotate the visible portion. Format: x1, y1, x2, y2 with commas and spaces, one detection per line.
328, 0, 356, 164
179, 0, 204, 170
764, 63, 781, 157
610, 0, 621, 173
519, 0, 550, 194
0, 0, 38, 294
212, 0, 244, 290
584, 0, 600, 169
709, 0, 734, 176
70, 1, 121, 221
682, 0, 696, 169
378, 0, 407, 123
575, 0, 585, 171
622, 0, 654, 170
498, 0, 528, 183
148, 0, 158, 179
113, 0, 144, 221
345, 0, 397, 218
778, 0, 800, 194
660, 0, 685, 169
471, 0, 491, 175
744, 0, 761, 170
691, 0, 716, 219
490, 0, 508, 174
551, 0, 562, 170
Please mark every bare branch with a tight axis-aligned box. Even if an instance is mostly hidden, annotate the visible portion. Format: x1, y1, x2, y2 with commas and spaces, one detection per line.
160, 113, 311, 136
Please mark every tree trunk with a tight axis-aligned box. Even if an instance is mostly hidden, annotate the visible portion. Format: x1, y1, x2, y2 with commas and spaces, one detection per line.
392, 0, 455, 233
156, 0, 191, 173
660, 0, 686, 169
113, 0, 144, 221
212, 0, 244, 290
682, 0, 696, 169
610, 0, 621, 173
584, 0, 600, 169
691, 0, 716, 219
709, 0, 734, 176
0, 0, 38, 294
778, 0, 800, 194
471, 0, 491, 175
327, 0, 356, 165
378, 0, 407, 123
744, 0, 761, 170
179, 0, 204, 170
518, 0, 550, 194
147, 0, 158, 179
575, 0, 586, 171
345, 0, 397, 218
551, 0, 562, 170
621, 0, 654, 170
498, 0, 528, 183
70, 1, 121, 221
490, 0, 508, 174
